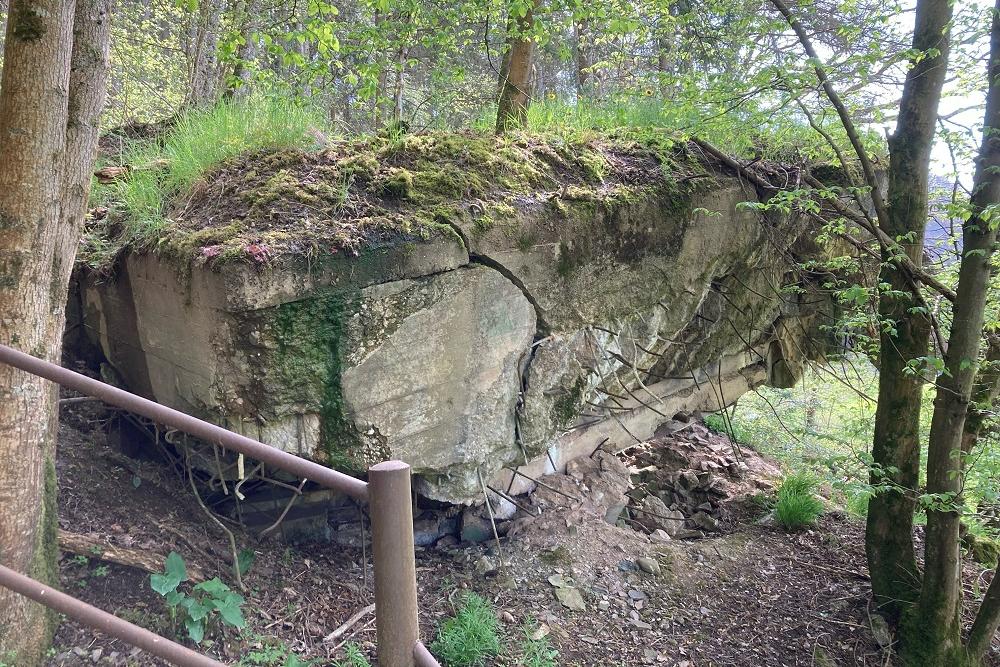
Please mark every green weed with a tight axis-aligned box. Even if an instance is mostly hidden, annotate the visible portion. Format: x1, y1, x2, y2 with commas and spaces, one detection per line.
239, 635, 315, 666
150, 552, 246, 643
774, 473, 825, 530
430, 592, 502, 666
333, 643, 370, 667
516, 620, 558, 667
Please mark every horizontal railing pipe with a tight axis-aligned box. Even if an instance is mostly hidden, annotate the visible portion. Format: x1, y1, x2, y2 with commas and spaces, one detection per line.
414, 641, 442, 667
0, 344, 368, 502
0, 564, 227, 667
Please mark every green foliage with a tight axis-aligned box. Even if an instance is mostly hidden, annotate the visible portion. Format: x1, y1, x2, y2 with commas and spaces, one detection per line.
775, 473, 825, 530
150, 552, 246, 644
430, 592, 502, 667
83, 96, 326, 268
516, 620, 558, 667
333, 644, 370, 667
239, 636, 315, 667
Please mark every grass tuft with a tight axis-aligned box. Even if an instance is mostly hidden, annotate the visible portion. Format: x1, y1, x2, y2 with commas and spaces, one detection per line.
430, 592, 501, 667
332, 643, 369, 667
775, 472, 824, 530
517, 619, 558, 667
83, 96, 326, 268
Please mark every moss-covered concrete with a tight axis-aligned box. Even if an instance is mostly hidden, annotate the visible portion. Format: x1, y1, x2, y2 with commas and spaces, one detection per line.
75, 129, 839, 503
85, 130, 695, 274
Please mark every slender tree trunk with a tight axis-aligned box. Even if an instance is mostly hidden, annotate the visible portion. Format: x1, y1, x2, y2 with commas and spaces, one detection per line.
0, 0, 74, 661
392, 44, 408, 126
574, 19, 589, 102
224, 0, 259, 99
915, 5, 1000, 662
495, 0, 540, 134
54, 0, 110, 345
185, 0, 222, 107
969, 567, 1000, 662
0, 0, 110, 660
865, 0, 953, 622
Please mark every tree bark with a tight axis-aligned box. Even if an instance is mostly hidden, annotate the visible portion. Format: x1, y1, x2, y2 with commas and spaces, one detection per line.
932, 4, 1000, 662
865, 0, 952, 622
184, 0, 222, 107
0, 0, 110, 660
223, 0, 259, 99
968, 566, 1000, 662
574, 19, 589, 102
495, 0, 540, 134
0, 0, 74, 660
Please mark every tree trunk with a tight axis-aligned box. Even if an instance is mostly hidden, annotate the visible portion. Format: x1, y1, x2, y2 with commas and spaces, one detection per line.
0, 0, 110, 660
0, 0, 74, 661
391, 44, 408, 127
865, 0, 953, 622
917, 4, 1000, 662
968, 566, 1000, 662
495, 0, 540, 134
185, 0, 222, 107
224, 0, 259, 99
574, 19, 589, 102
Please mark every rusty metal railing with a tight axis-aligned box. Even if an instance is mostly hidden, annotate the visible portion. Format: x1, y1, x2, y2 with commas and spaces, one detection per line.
0, 343, 440, 667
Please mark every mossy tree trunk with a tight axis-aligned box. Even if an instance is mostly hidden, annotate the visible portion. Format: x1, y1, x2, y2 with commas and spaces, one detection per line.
495, 0, 541, 134
0, 0, 110, 662
864, 0, 953, 623
907, 4, 1000, 662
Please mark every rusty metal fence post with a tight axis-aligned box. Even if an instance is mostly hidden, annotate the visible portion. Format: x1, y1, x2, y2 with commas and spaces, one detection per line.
368, 460, 419, 667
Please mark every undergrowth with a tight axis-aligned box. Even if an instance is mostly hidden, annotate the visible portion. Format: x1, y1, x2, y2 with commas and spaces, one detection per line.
775, 473, 825, 530
709, 362, 1000, 539
431, 592, 501, 666
473, 98, 885, 164
428, 592, 558, 666
333, 643, 370, 667
82, 96, 326, 268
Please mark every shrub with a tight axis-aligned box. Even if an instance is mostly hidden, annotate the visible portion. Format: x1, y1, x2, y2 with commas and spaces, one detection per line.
430, 592, 501, 666
774, 473, 824, 530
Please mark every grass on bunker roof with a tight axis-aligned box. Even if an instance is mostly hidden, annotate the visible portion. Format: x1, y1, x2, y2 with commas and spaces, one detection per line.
82, 99, 702, 273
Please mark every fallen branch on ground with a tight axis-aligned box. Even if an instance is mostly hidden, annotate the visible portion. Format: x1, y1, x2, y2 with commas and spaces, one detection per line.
58, 529, 206, 581
323, 603, 375, 643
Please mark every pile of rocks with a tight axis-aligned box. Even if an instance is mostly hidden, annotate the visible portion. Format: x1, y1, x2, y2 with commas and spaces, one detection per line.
623, 420, 759, 538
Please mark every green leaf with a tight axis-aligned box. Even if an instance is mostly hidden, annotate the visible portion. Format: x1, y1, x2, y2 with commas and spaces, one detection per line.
164, 552, 188, 582
182, 598, 211, 622
185, 617, 205, 644
237, 549, 256, 577
215, 601, 246, 628
194, 577, 229, 596
150, 573, 181, 596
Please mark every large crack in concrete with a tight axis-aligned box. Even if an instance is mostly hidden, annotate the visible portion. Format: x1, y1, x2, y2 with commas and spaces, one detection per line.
442, 219, 552, 468
443, 220, 551, 336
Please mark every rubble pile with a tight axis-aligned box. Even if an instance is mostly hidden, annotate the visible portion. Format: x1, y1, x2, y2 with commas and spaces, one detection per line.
623, 418, 778, 538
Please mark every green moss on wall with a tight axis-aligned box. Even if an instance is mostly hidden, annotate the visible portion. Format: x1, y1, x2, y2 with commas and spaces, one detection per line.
552, 377, 588, 429
270, 291, 364, 472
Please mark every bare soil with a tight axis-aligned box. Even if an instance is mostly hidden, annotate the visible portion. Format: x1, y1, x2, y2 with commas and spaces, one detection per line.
43, 403, 999, 667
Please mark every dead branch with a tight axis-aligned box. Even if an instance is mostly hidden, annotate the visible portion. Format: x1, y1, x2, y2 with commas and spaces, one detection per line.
58, 529, 206, 581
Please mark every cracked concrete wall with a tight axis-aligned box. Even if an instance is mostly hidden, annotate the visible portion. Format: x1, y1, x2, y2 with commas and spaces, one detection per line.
76, 172, 833, 502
